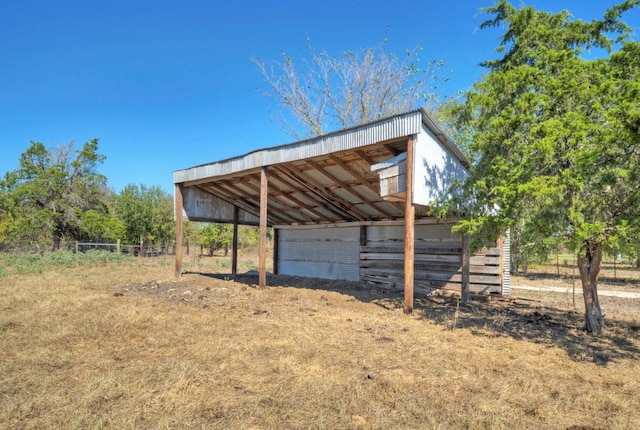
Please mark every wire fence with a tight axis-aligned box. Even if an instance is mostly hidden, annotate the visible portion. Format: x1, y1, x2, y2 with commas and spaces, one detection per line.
75, 240, 175, 257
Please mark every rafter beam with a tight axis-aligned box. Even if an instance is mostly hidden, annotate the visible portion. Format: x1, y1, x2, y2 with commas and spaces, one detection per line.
281, 163, 371, 221
306, 159, 395, 219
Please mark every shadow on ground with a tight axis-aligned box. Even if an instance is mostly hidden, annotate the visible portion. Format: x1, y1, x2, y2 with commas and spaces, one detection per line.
178, 271, 640, 367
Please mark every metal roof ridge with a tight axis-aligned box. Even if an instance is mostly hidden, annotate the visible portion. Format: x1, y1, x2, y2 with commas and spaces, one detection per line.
173, 109, 425, 174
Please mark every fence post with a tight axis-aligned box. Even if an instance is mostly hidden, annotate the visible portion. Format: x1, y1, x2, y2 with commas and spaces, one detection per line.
117, 239, 121, 254
461, 235, 470, 305
75, 241, 79, 253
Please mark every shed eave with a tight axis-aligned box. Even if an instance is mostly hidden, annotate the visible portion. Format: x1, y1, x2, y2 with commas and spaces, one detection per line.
173, 109, 429, 185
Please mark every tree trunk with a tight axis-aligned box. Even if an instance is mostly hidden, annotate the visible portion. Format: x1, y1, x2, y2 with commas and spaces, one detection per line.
576, 240, 604, 334
52, 231, 62, 251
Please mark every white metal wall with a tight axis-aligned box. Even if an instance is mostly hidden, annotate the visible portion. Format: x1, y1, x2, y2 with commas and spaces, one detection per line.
278, 226, 361, 281
502, 229, 511, 296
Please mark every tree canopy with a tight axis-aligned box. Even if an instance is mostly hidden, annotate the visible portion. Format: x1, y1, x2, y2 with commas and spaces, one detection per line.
254, 38, 448, 139
114, 184, 175, 247
443, 0, 640, 333
0, 140, 112, 250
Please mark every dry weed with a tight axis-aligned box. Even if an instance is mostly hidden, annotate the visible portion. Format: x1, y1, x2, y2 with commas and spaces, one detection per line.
0, 256, 638, 429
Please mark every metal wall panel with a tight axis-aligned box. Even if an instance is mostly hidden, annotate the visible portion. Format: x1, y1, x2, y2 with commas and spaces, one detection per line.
366, 224, 459, 243
502, 229, 511, 296
278, 226, 360, 281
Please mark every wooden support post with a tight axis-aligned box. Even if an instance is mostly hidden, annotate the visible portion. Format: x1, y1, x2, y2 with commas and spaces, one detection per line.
360, 225, 367, 247
259, 166, 268, 288
272, 228, 279, 275
497, 235, 505, 294
174, 183, 184, 278
232, 206, 239, 276
116, 239, 121, 254
404, 136, 415, 314
461, 234, 470, 305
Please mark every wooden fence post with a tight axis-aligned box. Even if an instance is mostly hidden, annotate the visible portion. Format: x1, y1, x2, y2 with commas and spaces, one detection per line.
461, 235, 470, 305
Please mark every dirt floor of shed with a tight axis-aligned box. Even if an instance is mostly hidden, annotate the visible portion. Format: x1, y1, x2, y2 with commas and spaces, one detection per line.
1, 255, 638, 429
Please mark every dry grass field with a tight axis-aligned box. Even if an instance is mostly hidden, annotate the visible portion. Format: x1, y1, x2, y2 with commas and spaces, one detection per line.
1, 253, 639, 429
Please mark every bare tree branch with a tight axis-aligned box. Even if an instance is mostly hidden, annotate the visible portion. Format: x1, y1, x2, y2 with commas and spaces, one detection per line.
253, 39, 449, 138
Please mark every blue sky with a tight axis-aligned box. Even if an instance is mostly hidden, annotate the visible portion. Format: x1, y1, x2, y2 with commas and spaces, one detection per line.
1, 0, 638, 194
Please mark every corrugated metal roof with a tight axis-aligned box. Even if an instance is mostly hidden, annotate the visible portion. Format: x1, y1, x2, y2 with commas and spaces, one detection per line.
173, 108, 468, 184
175, 108, 471, 227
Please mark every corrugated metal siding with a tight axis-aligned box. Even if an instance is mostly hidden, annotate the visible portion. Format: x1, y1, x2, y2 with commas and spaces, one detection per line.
174, 111, 423, 184
366, 224, 460, 243
502, 229, 511, 296
278, 226, 360, 281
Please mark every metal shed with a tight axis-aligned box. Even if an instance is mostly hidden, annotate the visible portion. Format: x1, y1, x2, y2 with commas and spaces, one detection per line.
173, 108, 509, 312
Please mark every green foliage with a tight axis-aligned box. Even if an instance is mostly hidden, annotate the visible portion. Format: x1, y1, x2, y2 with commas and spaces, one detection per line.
199, 223, 233, 254
78, 209, 124, 242
445, 1, 640, 252
442, 0, 639, 331
0, 250, 132, 276
0, 140, 110, 250
114, 184, 175, 246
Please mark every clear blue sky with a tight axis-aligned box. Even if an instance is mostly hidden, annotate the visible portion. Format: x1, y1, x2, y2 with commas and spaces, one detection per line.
1, 0, 638, 194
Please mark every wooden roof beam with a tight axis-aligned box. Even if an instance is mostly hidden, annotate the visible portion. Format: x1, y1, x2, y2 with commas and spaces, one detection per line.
272, 166, 357, 222
242, 175, 316, 224
276, 165, 366, 222
200, 183, 286, 226
304, 159, 394, 219
327, 154, 405, 213
281, 163, 372, 221
218, 180, 298, 225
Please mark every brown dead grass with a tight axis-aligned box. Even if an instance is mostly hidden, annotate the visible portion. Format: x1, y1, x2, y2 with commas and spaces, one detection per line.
1, 256, 639, 429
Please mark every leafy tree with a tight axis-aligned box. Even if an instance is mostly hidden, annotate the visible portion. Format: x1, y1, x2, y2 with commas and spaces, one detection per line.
444, 0, 640, 333
114, 184, 174, 248
254, 38, 449, 139
199, 223, 233, 255
0, 139, 109, 250
78, 209, 124, 243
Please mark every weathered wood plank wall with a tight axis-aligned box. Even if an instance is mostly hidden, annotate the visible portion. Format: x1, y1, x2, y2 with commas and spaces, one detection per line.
360, 224, 502, 295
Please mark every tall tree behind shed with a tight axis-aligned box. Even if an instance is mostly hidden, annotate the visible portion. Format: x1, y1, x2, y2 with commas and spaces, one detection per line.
443, 0, 640, 334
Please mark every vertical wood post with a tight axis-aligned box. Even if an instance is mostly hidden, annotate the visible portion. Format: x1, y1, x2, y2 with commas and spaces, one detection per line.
497, 235, 505, 294
259, 166, 268, 288
117, 239, 121, 254
360, 225, 367, 247
461, 234, 470, 305
232, 206, 239, 276
404, 136, 415, 314
272, 228, 279, 275
174, 183, 184, 278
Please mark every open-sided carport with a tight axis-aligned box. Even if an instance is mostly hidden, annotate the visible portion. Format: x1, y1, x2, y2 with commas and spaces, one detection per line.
173, 109, 509, 313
